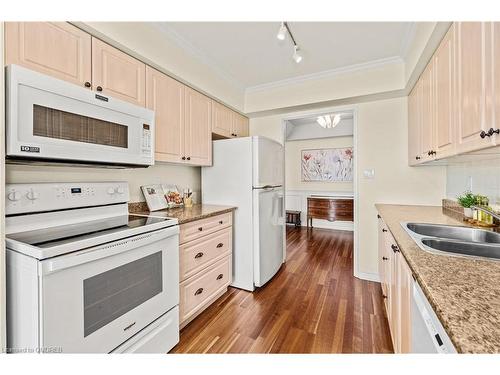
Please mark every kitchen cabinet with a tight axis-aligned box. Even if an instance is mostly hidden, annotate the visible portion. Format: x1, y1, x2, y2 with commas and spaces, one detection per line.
408, 81, 422, 165
485, 23, 500, 147
5, 22, 91, 88
232, 112, 249, 137
146, 66, 185, 163
184, 87, 213, 166
92, 37, 146, 107
179, 212, 233, 327
420, 63, 435, 162
212, 101, 233, 138
378, 215, 412, 353
456, 22, 493, 153
433, 24, 456, 159
212, 101, 250, 139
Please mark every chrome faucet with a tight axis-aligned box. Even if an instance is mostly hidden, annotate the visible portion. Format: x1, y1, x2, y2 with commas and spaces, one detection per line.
471, 205, 500, 222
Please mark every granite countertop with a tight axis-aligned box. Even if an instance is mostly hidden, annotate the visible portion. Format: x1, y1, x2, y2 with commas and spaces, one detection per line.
129, 203, 236, 224
376, 204, 500, 353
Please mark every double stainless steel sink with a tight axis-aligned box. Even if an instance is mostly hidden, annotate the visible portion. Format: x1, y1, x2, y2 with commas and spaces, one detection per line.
402, 222, 500, 260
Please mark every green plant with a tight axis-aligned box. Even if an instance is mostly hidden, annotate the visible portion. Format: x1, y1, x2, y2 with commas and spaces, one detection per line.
457, 191, 478, 208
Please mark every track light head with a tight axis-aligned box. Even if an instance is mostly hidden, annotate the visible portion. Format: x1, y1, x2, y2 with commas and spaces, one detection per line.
277, 22, 287, 40
293, 45, 303, 64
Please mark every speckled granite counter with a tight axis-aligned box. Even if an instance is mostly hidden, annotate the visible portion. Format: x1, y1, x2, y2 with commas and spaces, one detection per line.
129, 203, 236, 224
376, 204, 500, 353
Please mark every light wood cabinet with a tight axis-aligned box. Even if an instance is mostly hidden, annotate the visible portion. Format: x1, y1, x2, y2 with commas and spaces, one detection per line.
92, 38, 146, 107
408, 22, 500, 165
420, 63, 435, 162
184, 87, 213, 166
378, 215, 412, 353
434, 24, 456, 159
146, 66, 185, 163
179, 212, 233, 328
408, 82, 422, 166
232, 112, 249, 137
5, 22, 91, 87
211, 101, 233, 138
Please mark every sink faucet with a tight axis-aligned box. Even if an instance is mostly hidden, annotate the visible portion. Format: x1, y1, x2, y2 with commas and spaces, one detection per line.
471, 205, 500, 222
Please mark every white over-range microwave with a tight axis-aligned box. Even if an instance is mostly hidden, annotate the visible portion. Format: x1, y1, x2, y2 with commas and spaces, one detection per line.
5, 64, 155, 167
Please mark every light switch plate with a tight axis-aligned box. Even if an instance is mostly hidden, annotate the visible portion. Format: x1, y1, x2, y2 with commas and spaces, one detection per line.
363, 169, 375, 179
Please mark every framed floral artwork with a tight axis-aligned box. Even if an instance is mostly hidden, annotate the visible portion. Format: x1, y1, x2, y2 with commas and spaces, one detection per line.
301, 148, 353, 182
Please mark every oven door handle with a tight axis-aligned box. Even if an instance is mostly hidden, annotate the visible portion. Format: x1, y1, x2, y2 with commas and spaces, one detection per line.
40, 226, 179, 275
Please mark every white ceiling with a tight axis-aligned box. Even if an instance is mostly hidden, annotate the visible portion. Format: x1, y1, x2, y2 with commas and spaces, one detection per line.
156, 22, 415, 89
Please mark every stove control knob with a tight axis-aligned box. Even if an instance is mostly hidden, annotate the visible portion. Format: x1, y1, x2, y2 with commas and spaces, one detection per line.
26, 190, 40, 201
107, 187, 116, 195
7, 191, 21, 202
116, 187, 125, 194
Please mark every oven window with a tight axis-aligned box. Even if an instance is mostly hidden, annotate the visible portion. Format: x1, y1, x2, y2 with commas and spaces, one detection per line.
33, 104, 128, 148
83, 252, 162, 337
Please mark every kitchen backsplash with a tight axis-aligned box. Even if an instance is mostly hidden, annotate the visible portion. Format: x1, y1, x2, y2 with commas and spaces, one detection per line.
446, 160, 500, 205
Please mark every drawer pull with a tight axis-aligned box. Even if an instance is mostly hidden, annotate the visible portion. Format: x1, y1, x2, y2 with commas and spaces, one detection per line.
198, 227, 203, 231
216, 243, 224, 248
391, 244, 400, 253
382, 228, 387, 232
216, 274, 223, 280
194, 288, 204, 296
194, 252, 204, 259
219, 220, 223, 224
382, 256, 388, 261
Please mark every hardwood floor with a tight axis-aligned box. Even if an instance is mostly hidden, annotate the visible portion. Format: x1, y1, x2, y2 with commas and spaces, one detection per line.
171, 227, 393, 354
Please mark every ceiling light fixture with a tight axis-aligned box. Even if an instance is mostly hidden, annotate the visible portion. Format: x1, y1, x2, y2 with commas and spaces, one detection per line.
276, 22, 287, 40
277, 22, 303, 64
317, 114, 342, 129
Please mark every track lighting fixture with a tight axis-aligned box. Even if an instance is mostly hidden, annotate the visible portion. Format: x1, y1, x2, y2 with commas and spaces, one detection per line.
276, 22, 303, 63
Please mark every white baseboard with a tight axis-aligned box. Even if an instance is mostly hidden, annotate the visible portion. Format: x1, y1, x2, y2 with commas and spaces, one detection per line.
355, 270, 380, 283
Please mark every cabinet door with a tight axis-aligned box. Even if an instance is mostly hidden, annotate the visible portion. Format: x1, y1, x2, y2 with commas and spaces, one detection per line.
434, 24, 456, 159
5, 22, 91, 87
408, 82, 422, 165
184, 87, 212, 166
92, 38, 146, 106
146, 66, 185, 163
420, 63, 435, 162
211, 101, 233, 138
232, 113, 249, 138
485, 23, 500, 147
398, 253, 413, 354
456, 23, 494, 152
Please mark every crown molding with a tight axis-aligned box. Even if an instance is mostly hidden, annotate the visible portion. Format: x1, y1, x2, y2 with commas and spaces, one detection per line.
152, 23, 246, 92
245, 56, 404, 94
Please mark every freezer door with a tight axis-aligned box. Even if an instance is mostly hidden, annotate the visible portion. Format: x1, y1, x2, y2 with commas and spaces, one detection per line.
252, 137, 284, 188
253, 187, 285, 287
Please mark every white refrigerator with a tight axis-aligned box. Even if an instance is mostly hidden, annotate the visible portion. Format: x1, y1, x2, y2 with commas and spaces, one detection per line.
202, 136, 285, 291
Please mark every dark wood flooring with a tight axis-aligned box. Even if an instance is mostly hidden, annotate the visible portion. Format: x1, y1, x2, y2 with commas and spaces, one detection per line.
171, 227, 393, 353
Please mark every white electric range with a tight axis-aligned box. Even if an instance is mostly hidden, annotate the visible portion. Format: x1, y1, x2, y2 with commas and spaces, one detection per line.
5, 182, 180, 353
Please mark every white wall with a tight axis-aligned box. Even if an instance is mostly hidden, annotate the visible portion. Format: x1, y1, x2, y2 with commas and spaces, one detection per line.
446, 161, 500, 206
250, 97, 447, 278
6, 163, 201, 204
285, 136, 353, 192
80, 22, 245, 111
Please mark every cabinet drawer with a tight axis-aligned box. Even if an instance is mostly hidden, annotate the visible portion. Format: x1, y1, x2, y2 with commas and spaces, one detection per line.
180, 227, 232, 281
179, 212, 232, 244
180, 256, 231, 322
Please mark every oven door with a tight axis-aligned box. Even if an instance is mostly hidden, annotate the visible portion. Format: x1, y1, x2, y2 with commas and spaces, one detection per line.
6, 64, 154, 166
38, 226, 179, 353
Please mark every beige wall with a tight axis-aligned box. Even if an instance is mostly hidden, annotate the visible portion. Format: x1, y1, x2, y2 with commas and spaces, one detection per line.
285, 137, 353, 192
6, 163, 201, 204
245, 61, 404, 113
250, 97, 447, 277
80, 22, 245, 111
